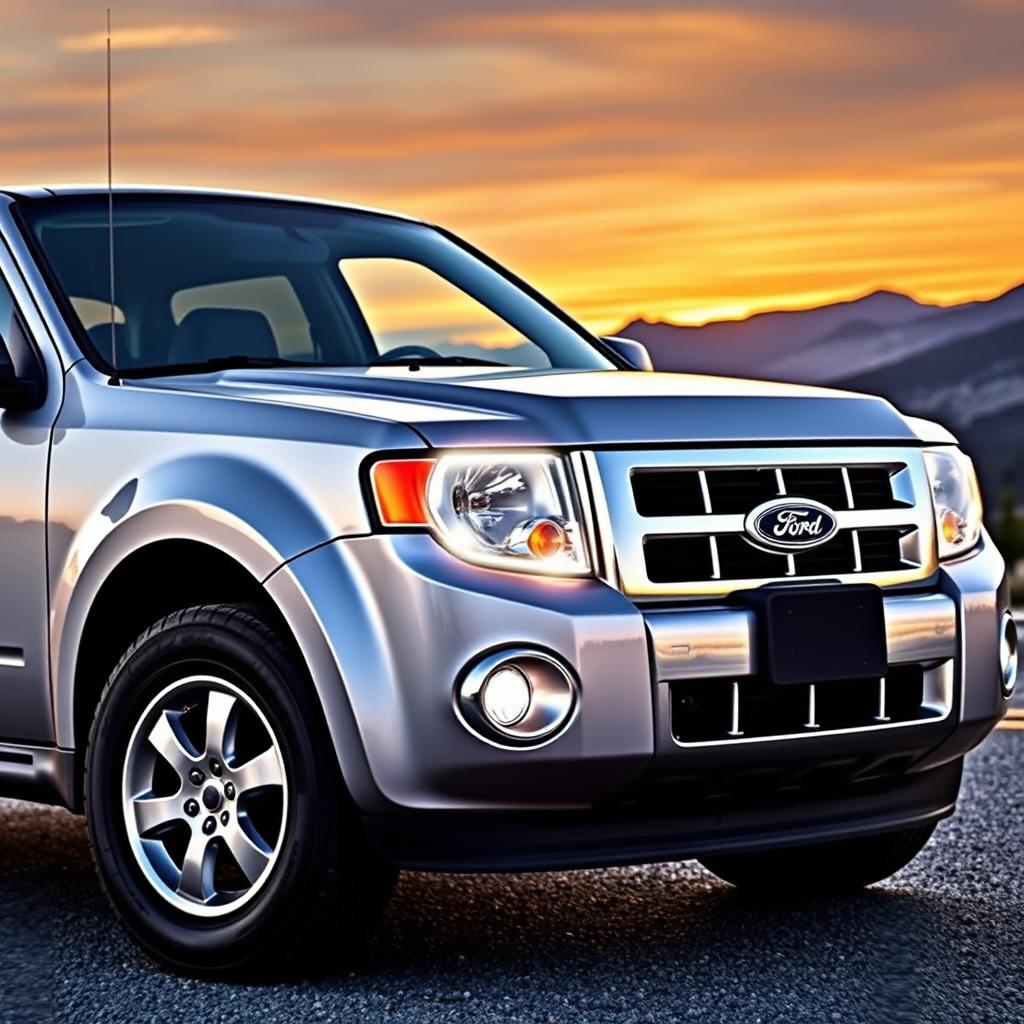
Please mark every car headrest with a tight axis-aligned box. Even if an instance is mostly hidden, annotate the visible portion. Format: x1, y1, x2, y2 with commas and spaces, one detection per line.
168, 308, 278, 365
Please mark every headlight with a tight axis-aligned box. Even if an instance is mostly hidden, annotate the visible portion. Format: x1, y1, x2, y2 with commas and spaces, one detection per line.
371, 452, 591, 576
923, 447, 983, 560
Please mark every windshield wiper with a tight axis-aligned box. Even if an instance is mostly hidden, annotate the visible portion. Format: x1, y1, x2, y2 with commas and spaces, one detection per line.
121, 352, 510, 380
122, 355, 329, 379
369, 354, 506, 368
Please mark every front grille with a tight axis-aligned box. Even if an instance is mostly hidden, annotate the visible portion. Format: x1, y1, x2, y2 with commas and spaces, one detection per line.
631, 469, 705, 517
671, 666, 945, 744
858, 527, 904, 571
780, 467, 849, 509
714, 533, 785, 579
705, 469, 778, 513
644, 535, 714, 583
629, 463, 911, 517
645, 527, 910, 583
847, 466, 903, 509
590, 447, 934, 596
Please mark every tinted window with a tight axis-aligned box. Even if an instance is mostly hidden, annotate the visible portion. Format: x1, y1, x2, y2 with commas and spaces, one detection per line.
19, 195, 611, 376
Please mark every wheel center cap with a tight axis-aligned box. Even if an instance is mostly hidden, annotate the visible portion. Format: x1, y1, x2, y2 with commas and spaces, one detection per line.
201, 784, 223, 811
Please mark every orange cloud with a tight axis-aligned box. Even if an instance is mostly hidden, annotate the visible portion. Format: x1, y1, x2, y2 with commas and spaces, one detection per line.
0, 2, 1018, 331
59, 24, 234, 53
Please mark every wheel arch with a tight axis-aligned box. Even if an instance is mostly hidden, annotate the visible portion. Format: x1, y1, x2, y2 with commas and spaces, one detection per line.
58, 523, 375, 813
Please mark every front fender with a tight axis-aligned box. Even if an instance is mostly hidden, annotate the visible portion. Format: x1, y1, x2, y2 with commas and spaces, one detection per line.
50, 453, 342, 749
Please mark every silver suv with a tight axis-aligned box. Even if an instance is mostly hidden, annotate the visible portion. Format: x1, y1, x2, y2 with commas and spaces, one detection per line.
0, 187, 1013, 973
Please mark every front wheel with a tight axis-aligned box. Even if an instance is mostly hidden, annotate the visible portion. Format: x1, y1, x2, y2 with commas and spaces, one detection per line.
699, 823, 937, 895
85, 604, 395, 974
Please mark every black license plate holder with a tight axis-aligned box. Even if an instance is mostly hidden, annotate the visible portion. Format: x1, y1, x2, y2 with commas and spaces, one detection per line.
735, 585, 887, 686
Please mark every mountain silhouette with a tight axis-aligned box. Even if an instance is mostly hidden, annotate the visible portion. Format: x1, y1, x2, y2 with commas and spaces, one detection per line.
619, 288, 936, 375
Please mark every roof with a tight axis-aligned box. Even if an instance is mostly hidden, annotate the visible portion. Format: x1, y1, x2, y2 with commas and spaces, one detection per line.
0, 184, 423, 224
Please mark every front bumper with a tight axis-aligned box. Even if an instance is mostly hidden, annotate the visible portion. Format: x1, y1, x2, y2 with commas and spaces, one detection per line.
363, 757, 963, 872
272, 530, 1007, 861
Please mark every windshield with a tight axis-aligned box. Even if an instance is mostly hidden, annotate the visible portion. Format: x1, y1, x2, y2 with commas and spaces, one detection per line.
18, 193, 613, 377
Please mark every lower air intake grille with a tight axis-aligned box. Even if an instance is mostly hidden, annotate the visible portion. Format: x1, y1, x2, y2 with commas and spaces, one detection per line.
671, 666, 940, 744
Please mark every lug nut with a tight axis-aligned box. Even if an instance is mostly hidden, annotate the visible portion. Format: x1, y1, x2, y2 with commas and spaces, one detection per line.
220, 811, 230, 826
224, 782, 236, 800
189, 769, 205, 786
202, 816, 216, 835
183, 799, 199, 817
209, 759, 223, 777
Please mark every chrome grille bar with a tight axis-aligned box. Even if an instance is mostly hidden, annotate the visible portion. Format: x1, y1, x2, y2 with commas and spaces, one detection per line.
805, 684, 819, 730
875, 675, 890, 722
727, 681, 743, 737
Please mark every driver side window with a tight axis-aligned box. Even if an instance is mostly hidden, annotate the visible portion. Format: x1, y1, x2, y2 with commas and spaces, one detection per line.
339, 258, 551, 368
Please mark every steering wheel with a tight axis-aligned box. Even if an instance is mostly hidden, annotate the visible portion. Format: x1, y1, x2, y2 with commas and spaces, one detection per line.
372, 345, 441, 364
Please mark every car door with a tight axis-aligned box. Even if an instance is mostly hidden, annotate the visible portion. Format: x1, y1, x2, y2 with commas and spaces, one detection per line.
0, 258, 60, 745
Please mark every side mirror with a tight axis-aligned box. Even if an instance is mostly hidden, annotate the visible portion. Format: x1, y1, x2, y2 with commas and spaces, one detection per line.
602, 335, 654, 372
0, 359, 44, 412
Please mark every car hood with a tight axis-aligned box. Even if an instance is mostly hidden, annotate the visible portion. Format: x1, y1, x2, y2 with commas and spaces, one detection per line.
138, 366, 922, 448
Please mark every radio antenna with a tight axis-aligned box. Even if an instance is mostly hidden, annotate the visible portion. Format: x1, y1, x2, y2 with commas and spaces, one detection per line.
106, 8, 120, 385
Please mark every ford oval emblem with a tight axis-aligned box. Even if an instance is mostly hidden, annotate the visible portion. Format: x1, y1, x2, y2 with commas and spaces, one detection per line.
744, 498, 839, 552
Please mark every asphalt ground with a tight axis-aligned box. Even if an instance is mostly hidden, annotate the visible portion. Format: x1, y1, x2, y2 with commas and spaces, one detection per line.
2, 645, 1022, 1024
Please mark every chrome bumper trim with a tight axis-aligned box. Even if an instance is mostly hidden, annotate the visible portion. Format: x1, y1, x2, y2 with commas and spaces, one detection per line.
647, 591, 957, 681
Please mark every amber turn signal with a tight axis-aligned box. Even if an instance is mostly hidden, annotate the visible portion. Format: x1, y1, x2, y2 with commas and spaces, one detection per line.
939, 507, 965, 546
371, 459, 435, 525
526, 519, 568, 559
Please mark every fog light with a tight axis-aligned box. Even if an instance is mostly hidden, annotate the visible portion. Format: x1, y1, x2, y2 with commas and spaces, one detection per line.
1000, 612, 1018, 697
456, 648, 578, 747
480, 666, 532, 727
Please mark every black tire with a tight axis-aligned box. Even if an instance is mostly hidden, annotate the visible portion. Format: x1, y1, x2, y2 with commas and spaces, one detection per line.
85, 604, 396, 975
699, 823, 937, 895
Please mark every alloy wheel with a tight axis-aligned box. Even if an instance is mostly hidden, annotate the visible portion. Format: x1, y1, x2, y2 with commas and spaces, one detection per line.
121, 675, 288, 917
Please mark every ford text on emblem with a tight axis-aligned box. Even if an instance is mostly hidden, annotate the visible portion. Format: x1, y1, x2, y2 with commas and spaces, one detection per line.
744, 498, 840, 552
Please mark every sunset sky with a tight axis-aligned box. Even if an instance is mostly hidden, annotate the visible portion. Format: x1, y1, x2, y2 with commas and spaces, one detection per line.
0, 0, 1021, 334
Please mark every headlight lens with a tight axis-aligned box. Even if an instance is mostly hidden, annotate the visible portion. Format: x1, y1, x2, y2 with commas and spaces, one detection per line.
371, 452, 591, 576
427, 453, 590, 575
923, 447, 983, 560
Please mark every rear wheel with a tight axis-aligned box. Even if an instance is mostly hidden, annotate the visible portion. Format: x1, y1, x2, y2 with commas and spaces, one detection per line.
85, 604, 395, 974
699, 823, 937, 895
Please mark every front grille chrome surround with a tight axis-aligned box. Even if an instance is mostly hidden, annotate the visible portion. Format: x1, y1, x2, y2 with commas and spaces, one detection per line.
588, 447, 938, 597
